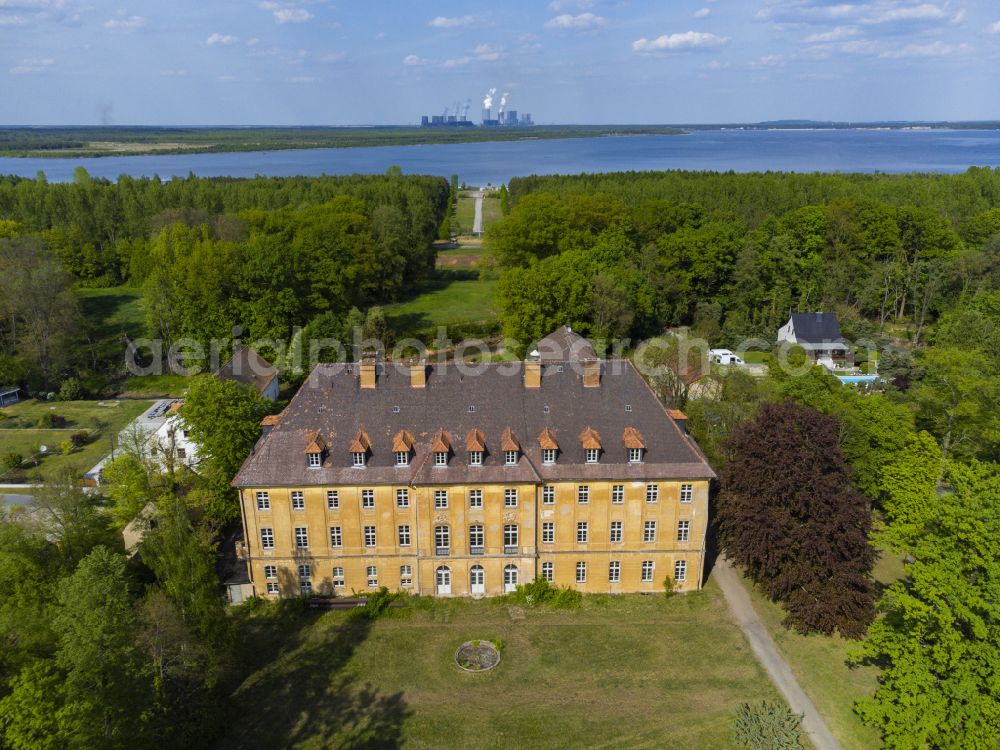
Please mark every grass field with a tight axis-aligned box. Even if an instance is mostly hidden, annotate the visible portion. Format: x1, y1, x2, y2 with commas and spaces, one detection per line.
0, 398, 152, 479
219, 584, 785, 750
731, 548, 907, 750
77, 286, 146, 342
118, 373, 192, 399
384, 270, 498, 336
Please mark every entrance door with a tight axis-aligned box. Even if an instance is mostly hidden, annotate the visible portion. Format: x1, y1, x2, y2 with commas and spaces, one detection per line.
503, 565, 518, 593
470, 565, 485, 595
436, 566, 452, 595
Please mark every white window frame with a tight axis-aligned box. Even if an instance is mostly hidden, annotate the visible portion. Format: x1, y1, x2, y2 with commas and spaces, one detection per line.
333, 567, 345, 587
680, 483, 693, 503
643, 521, 656, 543
542, 485, 555, 505
261, 527, 274, 549
434, 451, 448, 467
298, 563, 311, 580
503, 524, 518, 547
396, 488, 409, 508
541, 561, 554, 582
608, 561, 620, 583
294, 526, 308, 549
400, 565, 413, 587
611, 484, 624, 504
291, 491, 305, 511
469, 450, 483, 466
435, 525, 450, 551
366, 565, 378, 588
577, 485, 589, 504
434, 490, 448, 509
326, 490, 339, 509
677, 520, 690, 542
646, 484, 659, 503
256, 491, 270, 511
628, 447, 643, 464
468, 489, 483, 508
504, 450, 518, 466
264, 564, 277, 579
308, 451, 322, 468
329, 526, 342, 547
585, 448, 599, 464
674, 559, 687, 583
576, 522, 588, 544
542, 522, 554, 544
641, 560, 655, 582
398, 525, 411, 546
610, 520, 623, 543
395, 451, 409, 467
504, 488, 518, 507
542, 448, 556, 465
362, 489, 375, 509
352, 451, 366, 468
364, 525, 376, 547
575, 561, 587, 583
469, 524, 484, 548
266, 582, 279, 595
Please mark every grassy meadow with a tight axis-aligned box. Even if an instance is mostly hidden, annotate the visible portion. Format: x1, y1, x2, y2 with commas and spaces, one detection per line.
219, 584, 784, 750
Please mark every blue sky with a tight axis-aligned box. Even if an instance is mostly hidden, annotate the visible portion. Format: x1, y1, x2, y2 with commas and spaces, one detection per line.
2, 0, 999, 125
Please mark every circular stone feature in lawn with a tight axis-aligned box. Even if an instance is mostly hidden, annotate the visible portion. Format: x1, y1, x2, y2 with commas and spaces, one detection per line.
454, 640, 501, 672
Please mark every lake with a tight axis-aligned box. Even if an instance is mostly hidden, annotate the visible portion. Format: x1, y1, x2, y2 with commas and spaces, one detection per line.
2, 129, 999, 185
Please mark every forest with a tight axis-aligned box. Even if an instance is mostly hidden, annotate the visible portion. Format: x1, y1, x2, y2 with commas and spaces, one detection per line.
0, 170, 450, 391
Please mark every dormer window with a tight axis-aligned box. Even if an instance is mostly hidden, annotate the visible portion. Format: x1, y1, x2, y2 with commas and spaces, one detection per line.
586, 448, 599, 464
500, 427, 521, 467
469, 451, 483, 466
349, 428, 371, 469
304, 431, 327, 469
505, 450, 518, 466
628, 447, 643, 463
352, 452, 366, 468
307, 452, 322, 468
434, 451, 448, 467
542, 448, 556, 465
395, 451, 409, 467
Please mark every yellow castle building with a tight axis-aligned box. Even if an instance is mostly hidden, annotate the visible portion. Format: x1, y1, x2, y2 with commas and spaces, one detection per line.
232, 328, 715, 598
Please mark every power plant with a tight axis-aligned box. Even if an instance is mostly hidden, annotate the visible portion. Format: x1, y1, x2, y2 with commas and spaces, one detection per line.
420, 89, 533, 128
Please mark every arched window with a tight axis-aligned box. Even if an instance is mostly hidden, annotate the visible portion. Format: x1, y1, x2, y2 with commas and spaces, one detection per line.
470, 564, 485, 595
503, 564, 518, 593
436, 565, 452, 595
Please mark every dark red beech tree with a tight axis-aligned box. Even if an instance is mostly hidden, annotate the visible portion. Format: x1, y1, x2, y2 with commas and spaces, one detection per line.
716, 400, 876, 638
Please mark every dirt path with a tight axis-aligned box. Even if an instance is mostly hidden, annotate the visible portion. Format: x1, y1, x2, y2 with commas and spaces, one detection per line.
472, 191, 484, 235
713, 558, 842, 750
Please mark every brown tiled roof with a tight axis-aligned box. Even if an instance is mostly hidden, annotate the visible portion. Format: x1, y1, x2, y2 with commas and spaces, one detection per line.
304, 431, 326, 454
538, 427, 559, 450
430, 430, 451, 453
578, 426, 602, 450
500, 427, 520, 452
169, 401, 183, 413
466, 428, 486, 452
534, 326, 597, 363
348, 428, 371, 453
215, 347, 278, 395
233, 358, 715, 488
260, 414, 282, 427
392, 430, 414, 452
623, 427, 645, 449
667, 409, 688, 421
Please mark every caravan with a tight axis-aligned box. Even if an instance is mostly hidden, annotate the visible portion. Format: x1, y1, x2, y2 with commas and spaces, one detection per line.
709, 349, 746, 366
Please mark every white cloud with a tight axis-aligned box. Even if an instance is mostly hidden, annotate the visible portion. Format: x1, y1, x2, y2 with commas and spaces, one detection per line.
245, 37, 259, 47
103, 13, 146, 32
548, 0, 593, 9
10, 56, 54, 74
757, 1, 952, 26
694, 8, 711, 18
443, 56, 471, 68
403, 54, 430, 66
803, 25, 860, 43
632, 31, 730, 52
258, 1, 313, 24
544, 12, 606, 30
880, 40, 971, 57
429, 15, 474, 28
474, 42, 504, 61
205, 32, 239, 46
989, 20, 1000, 34
0, 14, 27, 24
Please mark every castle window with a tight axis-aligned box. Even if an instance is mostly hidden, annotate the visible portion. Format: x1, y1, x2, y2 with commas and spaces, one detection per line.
646, 484, 659, 503
352, 452, 366, 468
366, 566, 378, 587
400, 565, 413, 587
504, 450, 518, 465
308, 451, 322, 468
294, 526, 309, 549
504, 488, 518, 507
260, 527, 274, 549
396, 488, 409, 508
435, 525, 451, 553
541, 561, 553, 582
435, 490, 448, 509
585, 448, 599, 464
542, 522, 554, 544
469, 451, 483, 466
364, 525, 376, 547
362, 489, 375, 509
643, 521, 656, 543
576, 522, 588, 544
608, 561, 620, 583
291, 491, 305, 511
326, 491, 339, 509
329, 526, 342, 547
677, 520, 690, 542
628, 447, 643, 463
267, 582, 279, 595
333, 567, 345, 587
395, 451, 409, 467
468, 489, 483, 508
503, 524, 518, 550
641, 560, 655, 582
542, 448, 556, 465
576, 561, 587, 583
398, 525, 411, 546
542, 485, 555, 505
680, 483, 693, 503
264, 564, 277, 579
610, 521, 622, 543
674, 560, 687, 583
434, 451, 448, 467
611, 485, 624, 504
577, 485, 589, 504
256, 491, 270, 511
469, 524, 484, 552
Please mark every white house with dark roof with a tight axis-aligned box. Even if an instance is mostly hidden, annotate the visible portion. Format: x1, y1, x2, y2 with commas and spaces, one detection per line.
777, 312, 850, 368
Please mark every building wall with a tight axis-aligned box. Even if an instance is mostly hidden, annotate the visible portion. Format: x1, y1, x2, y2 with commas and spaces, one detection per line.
240, 478, 708, 598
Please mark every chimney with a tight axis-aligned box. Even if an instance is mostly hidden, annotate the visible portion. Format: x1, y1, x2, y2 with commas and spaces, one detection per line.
410, 360, 427, 388
524, 360, 541, 389
360, 357, 376, 389
583, 359, 601, 388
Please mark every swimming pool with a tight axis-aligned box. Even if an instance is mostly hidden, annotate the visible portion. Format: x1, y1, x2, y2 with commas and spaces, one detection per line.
836, 375, 879, 385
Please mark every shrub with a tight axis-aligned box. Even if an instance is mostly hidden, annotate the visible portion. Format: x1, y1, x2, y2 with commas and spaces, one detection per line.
69, 432, 89, 448
2, 452, 23, 471
663, 575, 677, 598
57, 377, 84, 401
731, 701, 804, 750
361, 586, 403, 620
550, 586, 582, 609
58, 440, 75, 455
37, 413, 67, 429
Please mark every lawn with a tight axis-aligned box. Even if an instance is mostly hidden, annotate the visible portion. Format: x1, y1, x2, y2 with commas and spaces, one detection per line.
0, 398, 152, 479
77, 286, 146, 342
384, 269, 498, 337
219, 583, 785, 750
455, 192, 476, 235
118, 373, 193, 399
730, 548, 907, 750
